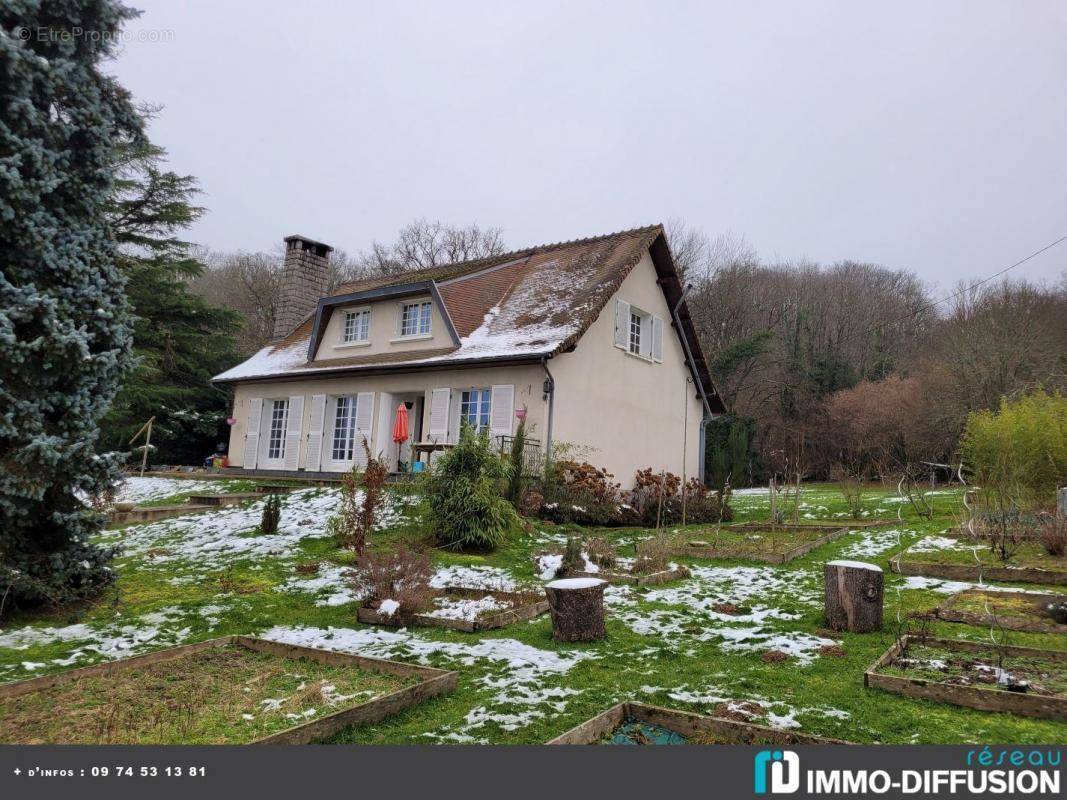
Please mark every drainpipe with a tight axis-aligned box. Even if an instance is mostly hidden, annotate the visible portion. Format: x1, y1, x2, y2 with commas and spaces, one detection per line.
671, 284, 716, 485
540, 356, 555, 467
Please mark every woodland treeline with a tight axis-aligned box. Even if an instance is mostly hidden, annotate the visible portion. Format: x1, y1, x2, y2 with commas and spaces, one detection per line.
668, 223, 1067, 486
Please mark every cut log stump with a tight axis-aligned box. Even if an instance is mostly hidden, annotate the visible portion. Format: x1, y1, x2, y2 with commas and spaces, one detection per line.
824, 560, 883, 633
545, 578, 606, 642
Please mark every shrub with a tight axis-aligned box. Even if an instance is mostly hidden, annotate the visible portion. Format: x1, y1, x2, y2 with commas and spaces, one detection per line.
830, 464, 865, 519
259, 493, 281, 535
505, 416, 528, 507
1038, 514, 1067, 557
328, 441, 389, 554
518, 489, 544, 517
538, 462, 731, 527
540, 461, 623, 525
585, 537, 617, 569
633, 534, 672, 575
960, 390, 1067, 508
350, 544, 434, 615
628, 471, 731, 527
557, 536, 586, 577
426, 423, 518, 550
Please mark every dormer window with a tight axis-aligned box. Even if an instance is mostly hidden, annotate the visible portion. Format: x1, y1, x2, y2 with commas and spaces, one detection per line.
399, 301, 432, 337
342, 309, 370, 343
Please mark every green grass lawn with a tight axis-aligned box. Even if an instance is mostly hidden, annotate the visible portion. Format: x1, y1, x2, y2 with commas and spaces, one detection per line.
899, 536, 1067, 572
2, 478, 1066, 744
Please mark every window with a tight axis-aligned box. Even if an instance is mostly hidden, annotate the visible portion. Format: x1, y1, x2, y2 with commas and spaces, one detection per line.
267, 399, 289, 460
629, 311, 642, 355
460, 388, 491, 431
400, 301, 432, 337
342, 309, 370, 343
331, 396, 356, 461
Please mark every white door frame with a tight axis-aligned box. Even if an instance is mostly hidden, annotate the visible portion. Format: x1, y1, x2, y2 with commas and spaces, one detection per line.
259, 397, 290, 470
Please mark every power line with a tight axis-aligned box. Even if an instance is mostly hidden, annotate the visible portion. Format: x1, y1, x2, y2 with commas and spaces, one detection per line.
863, 234, 1067, 338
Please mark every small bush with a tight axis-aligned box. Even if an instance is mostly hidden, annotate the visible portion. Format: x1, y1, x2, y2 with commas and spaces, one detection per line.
426, 423, 518, 551
557, 536, 586, 577
628, 471, 731, 527
633, 534, 672, 575
585, 537, 617, 569
538, 462, 731, 527
328, 440, 389, 554
518, 488, 543, 517
505, 416, 528, 507
1039, 514, 1067, 557
260, 493, 281, 535
350, 544, 434, 615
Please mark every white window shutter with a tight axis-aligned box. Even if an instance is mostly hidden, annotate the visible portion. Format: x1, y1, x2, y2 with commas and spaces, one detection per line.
243, 398, 263, 469
283, 395, 304, 470
353, 392, 376, 467
305, 394, 327, 471
428, 388, 451, 438
613, 299, 630, 349
490, 385, 515, 439
651, 315, 664, 362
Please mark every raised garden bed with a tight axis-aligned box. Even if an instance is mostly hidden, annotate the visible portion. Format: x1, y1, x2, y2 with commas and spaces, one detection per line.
186, 491, 263, 507
108, 502, 215, 526
547, 701, 847, 744
357, 587, 550, 632
730, 519, 897, 530
251, 484, 296, 494
889, 538, 1067, 585
865, 635, 1067, 721
0, 635, 456, 744
669, 525, 849, 565
534, 552, 689, 586
935, 588, 1067, 633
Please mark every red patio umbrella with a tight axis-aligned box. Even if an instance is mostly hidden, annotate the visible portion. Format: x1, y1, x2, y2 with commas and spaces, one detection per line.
392, 403, 410, 444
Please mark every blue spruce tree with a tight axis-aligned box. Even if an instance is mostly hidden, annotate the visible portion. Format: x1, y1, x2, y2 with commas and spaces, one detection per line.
0, 1, 143, 607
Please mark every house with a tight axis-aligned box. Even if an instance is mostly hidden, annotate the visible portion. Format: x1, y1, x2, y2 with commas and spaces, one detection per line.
212, 225, 725, 488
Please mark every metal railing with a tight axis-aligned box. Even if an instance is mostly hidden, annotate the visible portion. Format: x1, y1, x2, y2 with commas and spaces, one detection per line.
497, 434, 543, 477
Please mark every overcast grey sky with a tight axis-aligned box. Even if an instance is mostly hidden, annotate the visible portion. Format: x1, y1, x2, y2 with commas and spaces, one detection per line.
109, 1, 1067, 290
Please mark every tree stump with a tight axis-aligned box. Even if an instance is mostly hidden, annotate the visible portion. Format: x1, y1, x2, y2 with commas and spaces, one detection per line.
1058, 487, 1067, 520
824, 560, 883, 632
545, 578, 606, 641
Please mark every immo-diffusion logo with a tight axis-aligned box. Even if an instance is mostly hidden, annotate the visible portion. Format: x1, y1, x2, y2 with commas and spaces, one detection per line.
754, 750, 801, 794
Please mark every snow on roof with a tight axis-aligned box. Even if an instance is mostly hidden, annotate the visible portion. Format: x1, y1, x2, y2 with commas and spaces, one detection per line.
212, 225, 664, 383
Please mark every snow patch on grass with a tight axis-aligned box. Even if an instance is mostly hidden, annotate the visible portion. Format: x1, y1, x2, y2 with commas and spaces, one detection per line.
430, 565, 518, 591
279, 563, 363, 607
840, 529, 914, 558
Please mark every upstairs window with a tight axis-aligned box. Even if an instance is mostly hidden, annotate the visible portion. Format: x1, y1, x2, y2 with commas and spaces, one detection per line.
342, 309, 370, 343
460, 388, 491, 431
614, 299, 664, 363
629, 311, 642, 355
400, 301, 432, 337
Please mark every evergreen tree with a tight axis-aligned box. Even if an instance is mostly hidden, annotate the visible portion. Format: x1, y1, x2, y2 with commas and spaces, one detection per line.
0, 1, 143, 607
101, 136, 240, 464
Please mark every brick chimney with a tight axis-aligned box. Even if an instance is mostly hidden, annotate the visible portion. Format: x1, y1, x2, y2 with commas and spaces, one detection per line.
272, 234, 333, 341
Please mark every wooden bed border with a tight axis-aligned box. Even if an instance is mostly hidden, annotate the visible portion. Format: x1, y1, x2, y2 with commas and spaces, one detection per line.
864, 635, 1067, 721
670, 526, 850, 565
546, 701, 848, 745
889, 553, 1067, 585
0, 635, 458, 745
935, 588, 1067, 633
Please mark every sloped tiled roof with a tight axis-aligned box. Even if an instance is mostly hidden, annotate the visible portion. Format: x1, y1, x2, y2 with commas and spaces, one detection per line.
212, 225, 723, 411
